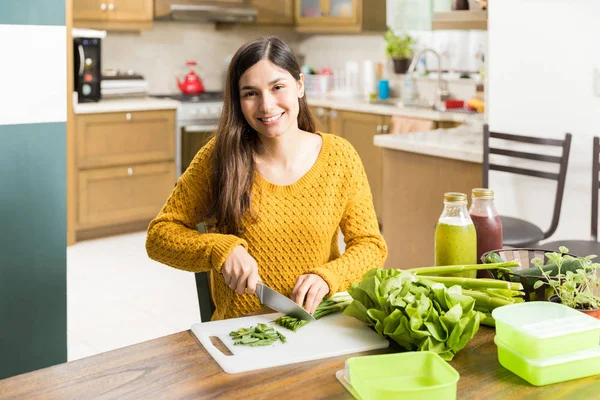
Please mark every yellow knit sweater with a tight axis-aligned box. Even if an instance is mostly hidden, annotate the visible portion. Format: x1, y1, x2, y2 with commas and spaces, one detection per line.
146, 132, 388, 320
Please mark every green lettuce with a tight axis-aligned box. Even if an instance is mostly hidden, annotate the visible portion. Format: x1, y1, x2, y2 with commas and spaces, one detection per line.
344, 268, 485, 361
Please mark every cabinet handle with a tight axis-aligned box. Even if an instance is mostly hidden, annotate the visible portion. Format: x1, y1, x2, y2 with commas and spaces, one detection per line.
376, 125, 382, 133
382, 125, 389, 133
100, 3, 107, 11
127, 167, 134, 176
329, 110, 337, 119
126, 113, 132, 121
315, 107, 325, 117
108, 3, 115, 11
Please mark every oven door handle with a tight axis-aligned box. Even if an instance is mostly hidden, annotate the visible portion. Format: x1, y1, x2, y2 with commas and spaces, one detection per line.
183, 124, 218, 133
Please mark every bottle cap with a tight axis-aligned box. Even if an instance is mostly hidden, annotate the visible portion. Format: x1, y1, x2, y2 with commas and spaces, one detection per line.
472, 188, 495, 199
444, 192, 467, 202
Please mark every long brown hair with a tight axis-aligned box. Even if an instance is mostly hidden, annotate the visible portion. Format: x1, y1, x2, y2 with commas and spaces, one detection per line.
206, 36, 316, 235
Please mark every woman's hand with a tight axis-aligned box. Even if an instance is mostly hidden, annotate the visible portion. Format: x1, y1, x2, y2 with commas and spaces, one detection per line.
291, 274, 330, 315
222, 245, 260, 295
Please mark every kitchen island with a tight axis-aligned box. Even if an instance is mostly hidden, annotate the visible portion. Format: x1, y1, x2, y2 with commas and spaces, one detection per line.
374, 123, 483, 269
0, 324, 597, 399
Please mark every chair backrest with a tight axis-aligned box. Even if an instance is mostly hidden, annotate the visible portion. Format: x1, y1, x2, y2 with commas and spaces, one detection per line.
592, 136, 599, 241
483, 124, 572, 241
195, 222, 215, 322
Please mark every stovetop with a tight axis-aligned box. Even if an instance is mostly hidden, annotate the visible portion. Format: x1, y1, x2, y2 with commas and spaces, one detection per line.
152, 92, 223, 103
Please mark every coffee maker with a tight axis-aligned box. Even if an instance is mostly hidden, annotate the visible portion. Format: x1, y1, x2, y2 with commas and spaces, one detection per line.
73, 29, 105, 103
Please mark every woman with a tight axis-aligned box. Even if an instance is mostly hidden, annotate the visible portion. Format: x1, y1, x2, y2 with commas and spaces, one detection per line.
146, 36, 387, 321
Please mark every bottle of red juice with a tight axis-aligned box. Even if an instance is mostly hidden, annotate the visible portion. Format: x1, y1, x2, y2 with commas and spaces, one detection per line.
469, 188, 503, 278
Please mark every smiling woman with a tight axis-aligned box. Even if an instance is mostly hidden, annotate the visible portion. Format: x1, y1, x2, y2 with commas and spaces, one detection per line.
146, 36, 387, 321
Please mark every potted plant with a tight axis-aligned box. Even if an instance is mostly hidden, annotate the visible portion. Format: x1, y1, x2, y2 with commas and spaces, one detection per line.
532, 246, 600, 319
384, 29, 416, 74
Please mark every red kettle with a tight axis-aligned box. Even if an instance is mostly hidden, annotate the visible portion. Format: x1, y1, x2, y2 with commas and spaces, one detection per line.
176, 61, 205, 95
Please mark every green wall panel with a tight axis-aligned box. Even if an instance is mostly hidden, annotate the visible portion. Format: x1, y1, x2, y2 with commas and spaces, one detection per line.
0, 122, 67, 379
0, 0, 66, 26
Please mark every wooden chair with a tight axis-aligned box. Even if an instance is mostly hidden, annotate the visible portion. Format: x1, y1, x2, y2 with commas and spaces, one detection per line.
483, 124, 572, 247
195, 223, 215, 322
543, 136, 600, 257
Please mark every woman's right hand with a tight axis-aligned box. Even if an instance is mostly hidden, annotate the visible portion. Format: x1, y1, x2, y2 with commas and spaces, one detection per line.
222, 245, 260, 295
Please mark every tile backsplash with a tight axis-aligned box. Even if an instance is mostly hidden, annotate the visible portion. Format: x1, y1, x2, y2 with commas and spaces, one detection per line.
102, 22, 300, 94
102, 21, 484, 100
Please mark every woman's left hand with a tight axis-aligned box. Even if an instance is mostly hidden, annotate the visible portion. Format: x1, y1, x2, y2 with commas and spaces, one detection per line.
291, 274, 330, 315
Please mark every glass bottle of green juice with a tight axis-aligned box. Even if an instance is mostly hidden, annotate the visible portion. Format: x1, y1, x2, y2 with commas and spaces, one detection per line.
434, 192, 477, 278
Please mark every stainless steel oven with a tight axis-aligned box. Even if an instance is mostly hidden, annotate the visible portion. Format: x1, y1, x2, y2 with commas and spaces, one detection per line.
180, 123, 217, 174
152, 92, 223, 176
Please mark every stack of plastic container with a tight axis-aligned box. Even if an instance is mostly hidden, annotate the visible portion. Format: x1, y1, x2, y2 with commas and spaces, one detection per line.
492, 302, 600, 386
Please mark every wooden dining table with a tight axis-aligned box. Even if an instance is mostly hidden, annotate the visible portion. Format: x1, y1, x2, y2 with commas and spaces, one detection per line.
1, 324, 598, 399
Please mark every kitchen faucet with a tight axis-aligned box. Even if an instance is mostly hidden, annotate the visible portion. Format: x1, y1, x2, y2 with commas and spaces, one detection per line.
406, 48, 445, 111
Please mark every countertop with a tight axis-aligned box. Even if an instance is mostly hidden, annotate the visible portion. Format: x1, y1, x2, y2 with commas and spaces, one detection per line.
308, 97, 478, 123
1, 325, 598, 399
73, 97, 180, 114
374, 121, 484, 163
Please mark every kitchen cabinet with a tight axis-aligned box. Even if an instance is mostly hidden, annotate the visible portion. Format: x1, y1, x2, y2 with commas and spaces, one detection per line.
74, 109, 176, 240
295, 0, 386, 33
330, 111, 389, 223
250, 0, 294, 25
309, 106, 332, 133
381, 148, 481, 269
73, 0, 153, 31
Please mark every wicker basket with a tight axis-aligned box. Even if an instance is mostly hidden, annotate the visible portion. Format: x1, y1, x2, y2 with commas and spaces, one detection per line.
480, 248, 579, 302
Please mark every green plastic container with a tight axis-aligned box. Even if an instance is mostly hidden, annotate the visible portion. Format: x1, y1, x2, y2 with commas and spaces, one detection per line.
495, 337, 600, 386
346, 352, 459, 400
492, 302, 600, 359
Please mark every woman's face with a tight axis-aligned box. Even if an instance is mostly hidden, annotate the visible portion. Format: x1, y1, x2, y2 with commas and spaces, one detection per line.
238, 59, 304, 140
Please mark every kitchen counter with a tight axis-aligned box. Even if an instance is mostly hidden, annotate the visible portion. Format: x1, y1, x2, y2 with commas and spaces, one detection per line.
373, 122, 484, 163
1, 324, 597, 398
308, 97, 478, 123
73, 97, 180, 114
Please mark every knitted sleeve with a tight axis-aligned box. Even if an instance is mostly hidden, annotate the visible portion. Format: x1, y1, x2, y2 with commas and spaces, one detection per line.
306, 142, 388, 294
145, 139, 247, 273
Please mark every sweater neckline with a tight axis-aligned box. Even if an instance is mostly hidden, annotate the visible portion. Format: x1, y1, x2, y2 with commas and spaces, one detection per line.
254, 131, 331, 194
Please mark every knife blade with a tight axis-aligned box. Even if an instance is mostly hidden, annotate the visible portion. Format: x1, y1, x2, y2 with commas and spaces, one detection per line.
255, 282, 316, 322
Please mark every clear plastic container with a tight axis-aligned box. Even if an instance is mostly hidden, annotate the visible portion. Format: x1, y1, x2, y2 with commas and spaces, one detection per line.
492, 302, 600, 359
495, 337, 600, 386
345, 352, 459, 400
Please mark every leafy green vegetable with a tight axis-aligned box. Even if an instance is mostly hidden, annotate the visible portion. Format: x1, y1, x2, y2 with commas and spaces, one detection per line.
229, 323, 286, 346
272, 292, 354, 333
273, 316, 309, 332
344, 269, 486, 361
314, 292, 354, 319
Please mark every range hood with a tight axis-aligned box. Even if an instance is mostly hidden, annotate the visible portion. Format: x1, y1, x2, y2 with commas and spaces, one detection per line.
155, 0, 257, 23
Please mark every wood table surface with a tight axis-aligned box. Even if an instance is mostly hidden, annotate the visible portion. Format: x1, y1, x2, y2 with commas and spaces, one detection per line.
1, 325, 599, 400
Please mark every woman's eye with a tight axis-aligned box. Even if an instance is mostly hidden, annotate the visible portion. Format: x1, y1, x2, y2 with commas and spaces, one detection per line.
273, 85, 284, 91
243, 91, 256, 97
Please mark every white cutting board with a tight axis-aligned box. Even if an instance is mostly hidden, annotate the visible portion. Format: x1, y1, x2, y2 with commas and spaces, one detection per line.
191, 312, 389, 374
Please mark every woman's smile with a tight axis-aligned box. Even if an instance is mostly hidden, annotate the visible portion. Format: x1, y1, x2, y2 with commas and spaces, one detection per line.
258, 112, 285, 126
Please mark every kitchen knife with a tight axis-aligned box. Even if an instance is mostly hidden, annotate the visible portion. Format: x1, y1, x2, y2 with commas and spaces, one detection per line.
255, 282, 316, 322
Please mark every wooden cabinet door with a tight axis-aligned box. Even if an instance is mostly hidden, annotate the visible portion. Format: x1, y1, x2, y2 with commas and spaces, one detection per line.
110, 0, 153, 21
76, 110, 175, 169
335, 111, 386, 221
73, 0, 108, 21
325, 0, 358, 24
309, 106, 330, 133
296, 0, 358, 26
250, 0, 294, 25
78, 162, 176, 228
297, 0, 325, 21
